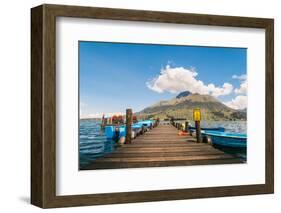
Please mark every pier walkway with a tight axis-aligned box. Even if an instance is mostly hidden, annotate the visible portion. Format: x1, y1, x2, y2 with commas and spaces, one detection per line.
84, 124, 243, 170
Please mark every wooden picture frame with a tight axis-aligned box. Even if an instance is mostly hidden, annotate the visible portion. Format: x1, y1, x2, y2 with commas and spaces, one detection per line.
31, 4, 274, 208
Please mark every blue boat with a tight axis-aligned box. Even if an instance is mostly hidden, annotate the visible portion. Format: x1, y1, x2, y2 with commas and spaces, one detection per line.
105, 125, 126, 139
104, 120, 153, 140
202, 130, 247, 148
137, 120, 155, 127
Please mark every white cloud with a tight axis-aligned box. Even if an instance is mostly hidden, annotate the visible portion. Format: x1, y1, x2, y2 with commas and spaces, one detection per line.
207, 83, 233, 97
232, 74, 247, 81
223, 74, 247, 109
234, 81, 247, 94
146, 65, 233, 97
232, 74, 247, 95
224, 95, 247, 110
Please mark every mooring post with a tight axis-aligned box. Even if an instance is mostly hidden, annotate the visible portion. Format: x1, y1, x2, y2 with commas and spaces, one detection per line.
195, 121, 202, 143
101, 114, 105, 128
185, 121, 189, 132
141, 125, 145, 135
125, 109, 132, 144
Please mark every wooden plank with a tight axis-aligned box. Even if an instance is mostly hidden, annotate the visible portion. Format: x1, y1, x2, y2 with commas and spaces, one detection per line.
103, 151, 227, 158
131, 143, 214, 147
84, 158, 243, 170
133, 139, 191, 142
121, 143, 209, 148
115, 147, 217, 153
95, 154, 235, 163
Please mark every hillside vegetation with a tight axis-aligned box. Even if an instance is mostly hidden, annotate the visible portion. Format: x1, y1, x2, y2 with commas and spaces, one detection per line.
137, 91, 246, 121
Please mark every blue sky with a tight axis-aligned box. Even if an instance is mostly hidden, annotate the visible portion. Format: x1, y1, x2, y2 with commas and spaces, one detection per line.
79, 41, 247, 117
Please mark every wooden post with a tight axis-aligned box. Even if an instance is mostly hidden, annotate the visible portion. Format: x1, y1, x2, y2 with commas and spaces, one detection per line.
101, 114, 105, 129
202, 135, 208, 143
141, 125, 145, 135
114, 127, 120, 143
125, 109, 132, 144
195, 120, 202, 143
185, 121, 189, 132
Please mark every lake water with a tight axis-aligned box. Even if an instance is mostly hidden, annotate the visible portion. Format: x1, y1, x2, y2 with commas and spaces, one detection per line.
79, 120, 115, 168
189, 121, 247, 134
79, 120, 247, 168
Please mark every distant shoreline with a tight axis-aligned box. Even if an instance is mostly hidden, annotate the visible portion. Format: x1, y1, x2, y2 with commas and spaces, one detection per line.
80, 117, 102, 120
79, 117, 247, 122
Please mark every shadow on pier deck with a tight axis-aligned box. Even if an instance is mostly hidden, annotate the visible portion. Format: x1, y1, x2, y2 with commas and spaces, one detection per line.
83, 124, 243, 170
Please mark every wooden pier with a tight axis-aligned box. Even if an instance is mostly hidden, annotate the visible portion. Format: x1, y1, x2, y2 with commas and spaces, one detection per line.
84, 124, 243, 170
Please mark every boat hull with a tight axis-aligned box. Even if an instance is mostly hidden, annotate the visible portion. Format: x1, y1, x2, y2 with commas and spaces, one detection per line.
202, 131, 246, 148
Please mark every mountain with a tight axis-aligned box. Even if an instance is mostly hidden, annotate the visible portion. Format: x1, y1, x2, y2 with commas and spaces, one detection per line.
176, 91, 191, 99
137, 91, 246, 121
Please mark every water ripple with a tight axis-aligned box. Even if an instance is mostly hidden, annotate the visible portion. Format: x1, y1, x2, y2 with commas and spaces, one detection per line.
79, 120, 115, 168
